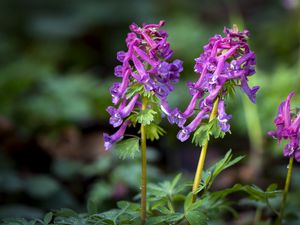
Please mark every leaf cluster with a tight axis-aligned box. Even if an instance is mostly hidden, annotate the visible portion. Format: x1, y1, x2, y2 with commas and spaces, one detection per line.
192, 118, 226, 147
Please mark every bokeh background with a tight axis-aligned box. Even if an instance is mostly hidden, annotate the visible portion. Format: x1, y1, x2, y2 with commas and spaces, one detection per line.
0, 0, 300, 223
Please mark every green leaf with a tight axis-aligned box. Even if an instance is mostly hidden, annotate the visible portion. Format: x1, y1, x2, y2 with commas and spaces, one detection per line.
184, 192, 193, 212
115, 138, 140, 159
196, 150, 244, 193
192, 122, 211, 147
198, 183, 281, 211
147, 213, 184, 225
144, 124, 166, 141
223, 79, 236, 99
43, 212, 53, 225
210, 118, 226, 139
192, 118, 226, 147
127, 113, 138, 127
185, 210, 207, 225
148, 174, 187, 213
126, 82, 144, 99
137, 109, 157, 125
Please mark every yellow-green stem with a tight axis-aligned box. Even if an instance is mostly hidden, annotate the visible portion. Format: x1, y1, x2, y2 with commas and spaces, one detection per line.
140, 97, 148, 225
192, 98, 219, 202
278, 157, 294, 225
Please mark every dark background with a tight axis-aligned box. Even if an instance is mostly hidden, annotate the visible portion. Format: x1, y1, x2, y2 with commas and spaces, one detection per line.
0, 0, 299, 222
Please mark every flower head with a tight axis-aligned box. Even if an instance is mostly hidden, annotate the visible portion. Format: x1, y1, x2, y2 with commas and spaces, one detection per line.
104, 21, 182, 149
269, 92, 300, 161
162, 27, 259, 141
162, 26, 258, 142
111, 20, 183, 104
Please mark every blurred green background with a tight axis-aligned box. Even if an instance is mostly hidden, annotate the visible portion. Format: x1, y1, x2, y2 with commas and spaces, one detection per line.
0, 0, 300, 222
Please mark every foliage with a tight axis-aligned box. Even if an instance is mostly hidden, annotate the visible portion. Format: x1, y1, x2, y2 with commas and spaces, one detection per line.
115, 138, 140, 160
0, 150, 283, 225
192, 118, 226, 147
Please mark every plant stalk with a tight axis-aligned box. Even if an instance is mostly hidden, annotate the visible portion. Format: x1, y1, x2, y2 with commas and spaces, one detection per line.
278, 157, 294, 225
140, 97, 148, 225
192, 98, 219, 202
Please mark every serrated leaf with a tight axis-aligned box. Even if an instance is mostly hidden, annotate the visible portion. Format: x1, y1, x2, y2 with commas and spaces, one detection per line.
43, 212, 53, 224
185, 210, 207, 225
210, 118, 226, 139
137, 109, 157, 125
144, 124, 166, 141
126, 82, 144, 99
148, 174, 187, 210
192, 123, 211, 147
147, 213, 184, 225
115, 138, 140, 159
127, 113, 138, 127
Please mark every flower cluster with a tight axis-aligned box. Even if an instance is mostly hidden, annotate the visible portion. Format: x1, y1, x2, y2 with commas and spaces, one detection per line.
269, 92, 300, 161
161, 26, 258, 142
104, 21, 183, 150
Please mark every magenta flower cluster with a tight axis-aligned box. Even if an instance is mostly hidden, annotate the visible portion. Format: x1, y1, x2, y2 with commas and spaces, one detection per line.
269, 92, 300, 161
161, 27, 258, 142
104, 21, 183, 150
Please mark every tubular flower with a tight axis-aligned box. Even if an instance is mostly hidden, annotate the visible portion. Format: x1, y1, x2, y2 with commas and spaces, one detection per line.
112, 20, 183, 103
162, 26, 258, 142
104, 21, 183, 150
268, 92, 300, 161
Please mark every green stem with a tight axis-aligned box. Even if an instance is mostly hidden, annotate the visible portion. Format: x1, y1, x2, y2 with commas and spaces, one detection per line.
140, 97, 148, 225
192, 98, 219, 202
278, 157, 294, 225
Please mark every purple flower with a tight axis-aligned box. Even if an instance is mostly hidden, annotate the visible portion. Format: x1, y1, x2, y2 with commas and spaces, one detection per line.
177, 108, 209, 142
111, 20, 183, 102
107, 94, 139, 127
104, 120, 131, 150
105, 21, 183, 150
164, 26, 258, 142
269, 92, 300, 162
240, 76, 259, 103
217, 100, 232, 132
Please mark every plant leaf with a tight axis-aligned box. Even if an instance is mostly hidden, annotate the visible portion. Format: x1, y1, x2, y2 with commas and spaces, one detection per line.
137, 109, 157, 125
185, 210, 207, 225
115, 138, 140, 160
144, 124, 166, 141
43, 212, 53, 225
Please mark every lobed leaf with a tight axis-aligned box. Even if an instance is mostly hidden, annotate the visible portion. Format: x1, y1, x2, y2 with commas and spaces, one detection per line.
115, 138, 140, 160
137, 109, 157, 125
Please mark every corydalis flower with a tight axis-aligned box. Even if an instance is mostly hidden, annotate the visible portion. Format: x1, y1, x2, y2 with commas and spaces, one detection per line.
163, 26, 258, 142
112, 20, 183, 104
104, 21, 182, 150
268, 92, 300, 161
104, 121, 130, 150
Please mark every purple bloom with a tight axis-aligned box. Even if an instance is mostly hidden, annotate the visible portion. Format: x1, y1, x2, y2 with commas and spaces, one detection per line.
240, 76, 259, 103
105, 21, 183, 149
104, 120, 131, 150
111, 20, 183, 101
107, 94, 139, 127
164, 26, 258, 142
217, 100, 232, 132
269, 92, 300, 162
177, 108, 209, 142
177, 128, 190, 142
